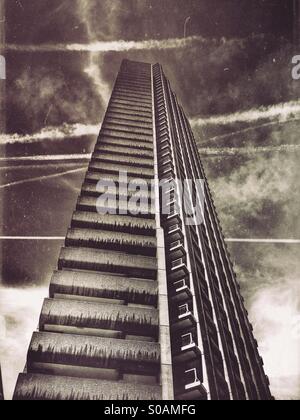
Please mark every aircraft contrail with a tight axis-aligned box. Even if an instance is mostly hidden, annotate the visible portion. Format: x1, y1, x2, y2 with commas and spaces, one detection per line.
0, 124, 100, 145
198, 144, 300, 156
0, 167, 86, 190
226, 239, 300, 244
0, 237, 65, 241
191, 101, 300, 126
0, 154, 92, 162
205, 117, 300, 143
5, 35, 208, 53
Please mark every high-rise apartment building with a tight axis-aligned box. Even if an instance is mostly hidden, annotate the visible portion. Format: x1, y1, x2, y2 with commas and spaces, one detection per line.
13, 60, 272, 401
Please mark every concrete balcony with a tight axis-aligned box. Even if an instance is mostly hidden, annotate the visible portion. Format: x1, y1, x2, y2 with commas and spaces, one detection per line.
13, 374, 161, 400
65, 228, 157, 257
27, 332, 160, 378
92, 152, 154, 169
81, 182, 152, 201
103, 121, 153, 135
71, 211, 156, 236
106, 111, 153, 124
95, 143, 154, 158
112, 88, 152, 100
117, 76, 151, 85
89, 160, 154, 179
169, 280, 192, 304
99, 135, 153, 150
108, 105, 152, 120
85, 171, 153, 187
115, 81, 152, 93
112, 94, 152, 107
50, 270, 158, 306
171, 310, 197, 333
165, 224, 184, 243
173, 342, 202, 365
76, 196, 156, 220
101, 128, 153, 143
168, 241, 186, 260
168, 259, 189, 282
58, 247, 157, 280
39, 298, 159, 339
107, 104, 152, 119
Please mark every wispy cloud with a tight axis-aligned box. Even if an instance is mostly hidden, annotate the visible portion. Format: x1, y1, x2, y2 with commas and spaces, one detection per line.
204, 118, 300, 143
6, 35, 209, 53
0, 123, 99, 145
0, 154, 91, 162
192, 100, 300, 127
0, 167, 86, 190
199, 144, 300, 156
249, 274, 300, 400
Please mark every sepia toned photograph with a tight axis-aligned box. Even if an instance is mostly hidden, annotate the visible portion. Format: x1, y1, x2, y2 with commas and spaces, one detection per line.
0, 0, 299, 403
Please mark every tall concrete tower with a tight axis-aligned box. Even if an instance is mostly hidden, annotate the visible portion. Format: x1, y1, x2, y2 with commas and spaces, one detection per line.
13, 60, 272, 401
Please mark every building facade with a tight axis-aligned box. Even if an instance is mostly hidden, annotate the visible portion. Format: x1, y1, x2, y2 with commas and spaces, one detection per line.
13, 60, 272, 401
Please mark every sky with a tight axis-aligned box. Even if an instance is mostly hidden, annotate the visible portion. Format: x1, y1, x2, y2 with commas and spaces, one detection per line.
0, 0, 299, 400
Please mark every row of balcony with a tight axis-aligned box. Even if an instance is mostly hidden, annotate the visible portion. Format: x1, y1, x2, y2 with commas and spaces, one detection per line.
101, 127, 153, 143
14, 373, 161, 401
95, 142, 154, 159
153, 64, 207, 401
103, 120, 153, 136
65, 227, 157, 257
71, 211, 156, 236
92, 151, 154, 169
105, 113, 153, 127
50, 270, 158, 306
112, 90, 152, 104
39, 297, 159, 343
76, 196, 155, 220
98, 134, 153, 151
27, 332, 160, 377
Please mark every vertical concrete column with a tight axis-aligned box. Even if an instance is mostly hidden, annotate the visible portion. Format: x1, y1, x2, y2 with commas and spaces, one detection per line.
151, 65, 174, 400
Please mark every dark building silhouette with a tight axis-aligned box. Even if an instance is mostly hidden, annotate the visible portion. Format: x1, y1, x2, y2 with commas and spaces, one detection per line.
0, 365, 4, 400
13, 60, 272, 401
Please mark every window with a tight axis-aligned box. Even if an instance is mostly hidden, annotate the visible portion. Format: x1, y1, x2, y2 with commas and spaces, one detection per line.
178, 303, 190, 317
185, 368, 201, 390
174, 278, 186, 291
181, 332, 194, 349
172, 258, 184, 269
170, 240, 181, 249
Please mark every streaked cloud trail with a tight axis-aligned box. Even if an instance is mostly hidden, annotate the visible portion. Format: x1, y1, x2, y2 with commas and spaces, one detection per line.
0, 154, 92, 162
206, 118, 300, 143
0, 237, 65, 240
198, 144, 300, 156
192, 101, 300, 126
0, 124, 99, 145
226, 239, 300, 244
6, 35, 207, 53
0, 167, 86, 190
